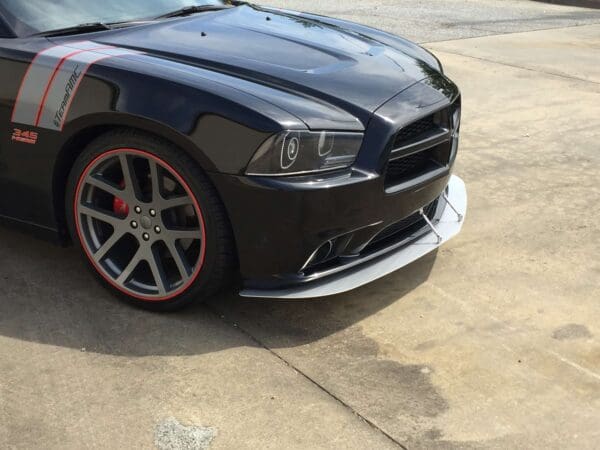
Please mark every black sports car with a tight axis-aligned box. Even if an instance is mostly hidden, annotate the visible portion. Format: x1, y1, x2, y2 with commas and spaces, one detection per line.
0, 0, 467, 310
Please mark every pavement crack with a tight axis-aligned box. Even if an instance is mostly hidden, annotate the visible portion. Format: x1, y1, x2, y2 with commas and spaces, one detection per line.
546, 350, 600, 382
207, 306, 407, 450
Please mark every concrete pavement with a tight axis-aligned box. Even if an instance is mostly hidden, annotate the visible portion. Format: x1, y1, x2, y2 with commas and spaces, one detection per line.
1, 1, 599, 449
264, 0, 600, 43
0, 231, 397, 449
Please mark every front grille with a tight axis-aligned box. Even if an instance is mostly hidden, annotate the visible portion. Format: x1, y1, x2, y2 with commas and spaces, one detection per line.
384, 100, 460, 189
393, 114, 436, 148
386, 149, 436, 183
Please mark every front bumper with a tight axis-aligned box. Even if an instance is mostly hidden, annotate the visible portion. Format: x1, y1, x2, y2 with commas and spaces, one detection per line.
239, 175, 466, 299
208, 76, 463, 298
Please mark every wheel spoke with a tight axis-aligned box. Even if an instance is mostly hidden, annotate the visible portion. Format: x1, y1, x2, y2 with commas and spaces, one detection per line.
161, 195, 192, 210
166, 240, 192, 282
93, 229, 125, 262
79, 204, 123, 227
149, 160, 162, 204
116, 249, 142, 285
168, 229, 202, 240
147, 248, 168, 295
86, 175, 124, 198
119, 154, 142, 201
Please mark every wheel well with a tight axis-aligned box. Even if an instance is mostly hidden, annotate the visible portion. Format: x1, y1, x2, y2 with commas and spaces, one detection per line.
54, 125, 114, 241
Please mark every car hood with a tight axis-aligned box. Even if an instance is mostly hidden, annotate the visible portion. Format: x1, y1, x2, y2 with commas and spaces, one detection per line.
95, 5, 438, 118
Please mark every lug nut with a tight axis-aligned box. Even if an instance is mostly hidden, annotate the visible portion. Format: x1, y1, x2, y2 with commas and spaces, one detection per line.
150, 209, 157, 217
142, 233, 150, 241
131, 221, 138, 229
154, 226, 161, 234
134, 206, 142, 214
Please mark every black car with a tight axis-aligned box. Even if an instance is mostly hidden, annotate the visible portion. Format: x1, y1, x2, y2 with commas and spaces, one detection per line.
0, 0, 467, 310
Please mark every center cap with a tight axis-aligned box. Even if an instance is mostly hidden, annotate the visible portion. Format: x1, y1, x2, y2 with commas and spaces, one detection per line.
140, 216, 152, 230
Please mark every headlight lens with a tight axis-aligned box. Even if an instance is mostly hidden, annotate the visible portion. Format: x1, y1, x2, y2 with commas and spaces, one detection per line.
246, 131, 363, 176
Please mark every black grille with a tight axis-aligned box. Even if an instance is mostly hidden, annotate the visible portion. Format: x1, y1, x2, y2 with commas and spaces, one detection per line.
393, 114, 436, 148
385, 103, 458, 189
386, 149, 435, 183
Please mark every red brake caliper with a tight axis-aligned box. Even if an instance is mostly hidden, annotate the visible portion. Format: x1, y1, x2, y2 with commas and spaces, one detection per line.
112, 180, 129, 216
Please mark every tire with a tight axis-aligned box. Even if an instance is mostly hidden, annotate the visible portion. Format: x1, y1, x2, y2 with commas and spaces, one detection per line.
65, 129, 235, 311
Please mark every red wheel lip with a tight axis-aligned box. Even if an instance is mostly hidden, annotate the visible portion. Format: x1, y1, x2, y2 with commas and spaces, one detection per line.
74, 148, 207, 303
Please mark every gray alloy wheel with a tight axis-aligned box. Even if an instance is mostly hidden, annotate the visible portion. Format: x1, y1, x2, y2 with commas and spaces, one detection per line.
74, 147, 207, 302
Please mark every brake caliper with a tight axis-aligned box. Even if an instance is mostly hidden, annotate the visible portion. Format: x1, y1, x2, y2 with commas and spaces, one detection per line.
112, 180, 129, 216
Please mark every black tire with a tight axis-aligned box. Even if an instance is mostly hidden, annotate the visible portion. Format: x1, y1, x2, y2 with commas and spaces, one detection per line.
65, 128, 236, 311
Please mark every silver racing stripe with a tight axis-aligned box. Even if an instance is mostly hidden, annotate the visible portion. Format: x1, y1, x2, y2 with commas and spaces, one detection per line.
12, 45, 88, 125
12, 42, 138, 131
37, 47, 138, 130
12, 41, 108, 125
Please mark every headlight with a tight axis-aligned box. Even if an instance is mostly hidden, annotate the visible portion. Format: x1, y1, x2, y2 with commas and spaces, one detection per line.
246, 131, 363, 176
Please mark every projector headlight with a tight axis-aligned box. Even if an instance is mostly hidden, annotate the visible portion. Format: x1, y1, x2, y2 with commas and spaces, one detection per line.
246, 131, 363, 176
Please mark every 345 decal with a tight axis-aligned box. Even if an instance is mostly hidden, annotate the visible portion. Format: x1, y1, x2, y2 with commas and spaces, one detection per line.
11, 128, 38, 145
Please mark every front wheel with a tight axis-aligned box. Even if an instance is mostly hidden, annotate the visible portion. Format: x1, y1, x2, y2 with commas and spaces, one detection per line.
66, 130, 235, 311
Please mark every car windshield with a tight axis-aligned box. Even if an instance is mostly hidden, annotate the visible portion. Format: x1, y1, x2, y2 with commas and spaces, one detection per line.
0, 0, 228, 36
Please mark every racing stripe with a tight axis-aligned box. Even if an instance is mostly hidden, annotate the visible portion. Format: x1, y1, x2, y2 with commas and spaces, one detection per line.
37, 47, 138, 131
11, 41, 110, 125
12, 42, 139, 131
33, 46, 114, 127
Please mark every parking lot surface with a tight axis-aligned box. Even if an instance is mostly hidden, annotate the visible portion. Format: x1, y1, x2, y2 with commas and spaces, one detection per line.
1, 1, 599, 449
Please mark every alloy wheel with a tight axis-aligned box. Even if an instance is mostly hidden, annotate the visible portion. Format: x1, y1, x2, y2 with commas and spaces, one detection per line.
74, 148, 206, 301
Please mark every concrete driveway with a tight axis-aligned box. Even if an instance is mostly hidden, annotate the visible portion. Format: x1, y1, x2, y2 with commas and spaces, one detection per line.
1, 1, 599, 449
